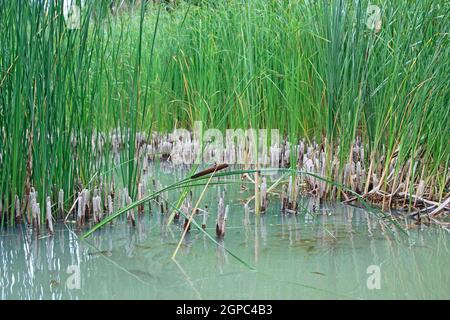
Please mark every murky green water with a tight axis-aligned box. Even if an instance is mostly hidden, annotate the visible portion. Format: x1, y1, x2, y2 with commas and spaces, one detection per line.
1, 167, 449, 300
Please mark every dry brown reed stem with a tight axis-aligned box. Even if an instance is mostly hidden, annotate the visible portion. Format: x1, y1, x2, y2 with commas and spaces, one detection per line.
429, 197, 450, 216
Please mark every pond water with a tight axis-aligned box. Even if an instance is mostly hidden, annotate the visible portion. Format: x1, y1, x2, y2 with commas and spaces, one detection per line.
1, 167, 449, 300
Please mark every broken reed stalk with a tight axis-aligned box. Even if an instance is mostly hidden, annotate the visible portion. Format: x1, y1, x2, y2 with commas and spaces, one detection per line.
92, 194, 102, 224
260, 177, 268, 213
216, 201, 228, 238
216, 194, 225, 237
254, 168, 261, 215
58, 189, 64, 218
127, 195, 136, 227
76, 192, 83, 227
107, 194, 113, 217
182, 199, 192, 232
14, 194, 20, 222
82, 189, 89, 222
29, 188, 39, 229
46, 196, 53, 235
201, 205, 208, 229
137, 182, 145, 214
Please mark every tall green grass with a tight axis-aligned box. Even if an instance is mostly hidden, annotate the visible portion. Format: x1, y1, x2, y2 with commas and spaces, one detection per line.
0, 1, 156, 225
0, 0, 448, 226
153, 0, 449, 202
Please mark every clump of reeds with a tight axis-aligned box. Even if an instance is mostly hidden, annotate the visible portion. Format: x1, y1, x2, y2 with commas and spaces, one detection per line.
0, 0, 449, 230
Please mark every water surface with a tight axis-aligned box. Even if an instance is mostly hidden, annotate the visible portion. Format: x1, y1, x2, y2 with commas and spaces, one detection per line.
1, 169, 449, 300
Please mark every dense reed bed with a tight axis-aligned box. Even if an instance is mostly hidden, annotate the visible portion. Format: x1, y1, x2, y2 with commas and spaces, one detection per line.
0, 0, 449, 228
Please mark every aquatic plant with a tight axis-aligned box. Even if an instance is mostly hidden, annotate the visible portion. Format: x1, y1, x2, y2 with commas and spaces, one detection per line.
1, 0, 449, 230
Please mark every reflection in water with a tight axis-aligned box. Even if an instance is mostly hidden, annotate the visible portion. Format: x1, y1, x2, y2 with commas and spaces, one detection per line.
216, 239, 229, 274
1, 179, 449, 300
